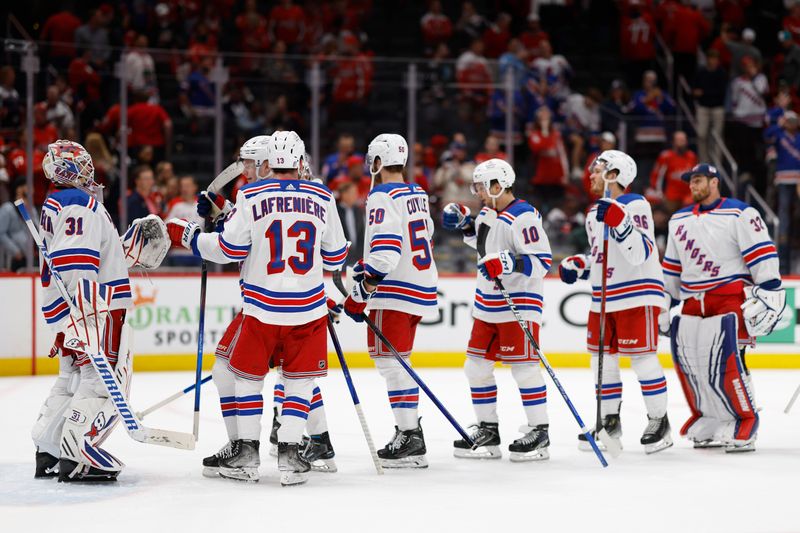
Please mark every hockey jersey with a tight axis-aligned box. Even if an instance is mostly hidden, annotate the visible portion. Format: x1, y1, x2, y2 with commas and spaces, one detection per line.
584, 194, 666, 313
467, 199, 552, 324
39, 188, 133, 330
195, 178, 348, 326
363, 182, 439, 318
662, 197, 780, 300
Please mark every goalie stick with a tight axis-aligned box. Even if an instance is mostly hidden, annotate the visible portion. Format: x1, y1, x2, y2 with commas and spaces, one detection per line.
333, 271, 474, 446
136, 375, 212, 419
16, 200, 195, 451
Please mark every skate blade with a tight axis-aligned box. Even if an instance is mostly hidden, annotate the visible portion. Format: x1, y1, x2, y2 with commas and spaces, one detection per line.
379, 455, 428, 469
309, 458, 337, 473
202, 466, 220, 478
280, 472, 309, 486
453, 446, 502, 459
509, 448, 549, 462
219, 467, 260, 482
693, 440, 724, 449
268, 444, 278, 458
644, 436, 673, 455
725, 441, 756, 453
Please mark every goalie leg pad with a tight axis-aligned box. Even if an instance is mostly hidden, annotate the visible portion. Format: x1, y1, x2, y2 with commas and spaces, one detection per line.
32, 356, 78, 458
671, 313, 758, 445
60, 396, 124, 479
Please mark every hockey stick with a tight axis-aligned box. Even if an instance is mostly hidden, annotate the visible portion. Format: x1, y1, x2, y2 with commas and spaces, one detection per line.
16, 200, 194, 450
333, 271, 474, 446
192, 161, 244, 440
492, 277, 608, 468
136, 375, 212, 419
785, 383, 800, 414
594, 186, 623, 458
327, 317, 384, 475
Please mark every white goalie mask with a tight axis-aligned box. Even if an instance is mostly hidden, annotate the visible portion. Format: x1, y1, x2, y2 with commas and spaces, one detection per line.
43, 140, 102, 196
590, 149, 637, 188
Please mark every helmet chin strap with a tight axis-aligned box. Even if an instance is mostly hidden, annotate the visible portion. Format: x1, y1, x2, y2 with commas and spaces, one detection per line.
369, 160, 383, 191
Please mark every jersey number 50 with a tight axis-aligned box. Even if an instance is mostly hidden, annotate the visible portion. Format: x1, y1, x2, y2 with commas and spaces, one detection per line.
408, 219, 432, 270
265, 220, 315, 275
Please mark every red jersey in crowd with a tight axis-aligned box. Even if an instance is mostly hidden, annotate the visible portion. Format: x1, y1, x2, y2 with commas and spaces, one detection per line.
331, 56, 372, 103
420, 12, 452, 46
650, 148, 697, 203
784, 13, 800, 44
661, 4, 710, 54
620, 10, 656, 61
33, 123, 58, 151
475, 149, 507, 164
520, 29, 549, 57
68, 56, 101, 102
40, 11, 82, 59
482, 26, 511, 59
528, 128, 568, 186
269, 4, 306, 45
128, 102, 171, 147
8, 147, 49, 205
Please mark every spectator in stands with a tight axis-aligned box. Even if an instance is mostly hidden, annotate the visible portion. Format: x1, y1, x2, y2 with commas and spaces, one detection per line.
236, 0, 270, 73
124, 34, 159, 103
164, 175, 203, 266
784, 2, 800, 44
532, 40, 572, 100
692, 49, 728, 162
410, 143, 431, 192
127, 165, 159, 221
728, 56, 769, 193
527, 106, 568, 209
456, 38, 492, 124
0, 67, 21, 129
582, 131, 616, 203
0, 178, 34, 272
487, 86, 526, 147
544, 189, 587, 257
42, 85, 75, 139
767, 83, 799, 128
725, 28, 763, 79
331, 175, 365, 266
630, 70, 675, 146
419, 42, 455, 135
330, 33, 373, 120
483, 12, 512, 59
266, 94, 302, 132
763, 110, 800, 274
499, 39, 529, 89
127, 90, 173, 164
709, 23, 736, 73
564, 88, 603, 179
180, 54, 216, 119
74, 6, 113, 69
39, 5, 82, 72
601, 79, 631, 134
262, 40, 300, 92
475, 136, 507, 164
648, 130, 697, 213
33, 104, 58, 152
420, 0, 453, 54
84, 132, 116, 190
345, 156, 370, 201
659, 0, 710, 82
519, 12, 549, 60
68, 47, 103, 130
268, 0, 307, 53
322, 133, 358, 182
434, 138, 479, 212
778, 30, 800, 88
619, 0, 657, 88
454, 2, 487, 52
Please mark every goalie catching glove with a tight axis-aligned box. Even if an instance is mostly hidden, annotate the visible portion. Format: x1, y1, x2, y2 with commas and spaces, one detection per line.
558, 254, 589, 284
741, 282, 786, 337
121, 214, 169, 269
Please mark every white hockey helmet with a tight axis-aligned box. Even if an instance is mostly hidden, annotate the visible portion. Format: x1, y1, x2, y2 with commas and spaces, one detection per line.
367, 133, 408, 175
43, 140, 101, 196
268, 131, 306, 171
239, 135, 271, 167
592, 149, 637, 188
471, 158, 515, 199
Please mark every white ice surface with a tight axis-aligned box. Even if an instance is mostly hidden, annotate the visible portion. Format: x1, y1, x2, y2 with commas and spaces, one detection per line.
1, 368, 799, 533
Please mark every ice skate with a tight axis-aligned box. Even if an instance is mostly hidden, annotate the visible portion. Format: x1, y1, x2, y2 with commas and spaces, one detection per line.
202, 440, 235, 478
34, 449, 59, 479
218, 439, 260, 482
641, 415, 673, 454
278, 442, 311, 486
578, 413, 623, 452
453, 422, 502, 459
57, 459, 119, 483
725, 439, 756, 453
509, 425, 550, 462
302, 432, 337, 473
692, 439, 724, 449
378, 425, 428, 468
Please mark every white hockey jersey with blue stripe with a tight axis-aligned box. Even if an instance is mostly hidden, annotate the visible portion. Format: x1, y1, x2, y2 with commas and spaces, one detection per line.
363, 182, 439, 318
662, 197, 780, 300
584, 193, 666, 313
195, 178, 348, 326
470, 199, 552, 324
38, 188, 132, 330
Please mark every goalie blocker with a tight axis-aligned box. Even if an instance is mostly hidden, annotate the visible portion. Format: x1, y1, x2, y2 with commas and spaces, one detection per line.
670, 312, 758, 452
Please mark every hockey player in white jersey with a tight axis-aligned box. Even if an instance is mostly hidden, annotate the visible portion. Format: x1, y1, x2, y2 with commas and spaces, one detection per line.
662, 163, 784, 452
559, 150, 672, 454
442, 158, 554, 462
168, 131, 348, 485
33, 140, 137, 481
342, 133, 439, 468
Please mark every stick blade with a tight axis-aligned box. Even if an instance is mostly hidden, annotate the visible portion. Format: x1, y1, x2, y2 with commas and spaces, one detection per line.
138, 428, 196, 450
598, 428, 622, 458
207, 161, 244, 194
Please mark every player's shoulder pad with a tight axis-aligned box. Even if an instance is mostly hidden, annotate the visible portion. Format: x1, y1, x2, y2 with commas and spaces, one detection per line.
616, 193, 645, 206
240, 178, 332, 202
498, 199, 540, 226
368, 182, 422, 200
669, 204, 695, 222
720, 197, 749, 214
43, 188, 99, 216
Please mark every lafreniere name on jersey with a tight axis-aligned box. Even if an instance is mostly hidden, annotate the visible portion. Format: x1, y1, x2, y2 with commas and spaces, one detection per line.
251, 195, 327, 223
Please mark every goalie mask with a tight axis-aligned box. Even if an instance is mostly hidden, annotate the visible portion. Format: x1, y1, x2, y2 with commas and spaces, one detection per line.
43, 140, 102, 196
